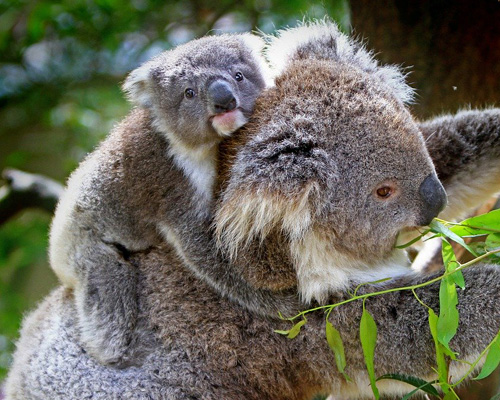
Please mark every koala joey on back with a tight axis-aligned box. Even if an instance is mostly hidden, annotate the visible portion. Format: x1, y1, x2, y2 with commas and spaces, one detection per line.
48, 32, 273, 366
123, 32, 273, 206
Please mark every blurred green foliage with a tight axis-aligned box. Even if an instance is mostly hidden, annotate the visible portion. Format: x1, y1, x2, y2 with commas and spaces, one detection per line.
0, 0, 350, 381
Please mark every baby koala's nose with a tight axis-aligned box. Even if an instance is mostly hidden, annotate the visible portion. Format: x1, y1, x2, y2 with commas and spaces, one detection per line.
417, 174, 448, 226
208, 80, 237, 114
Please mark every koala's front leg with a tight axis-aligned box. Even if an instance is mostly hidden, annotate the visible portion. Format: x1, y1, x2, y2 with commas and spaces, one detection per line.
72, 233, 140, 367
50, 186, 141, 366
420, 108, 500, 221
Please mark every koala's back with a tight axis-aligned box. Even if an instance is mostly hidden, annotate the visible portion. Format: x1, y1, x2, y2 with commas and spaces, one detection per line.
7, 244, 339, 400
10, 238, 500, 400
49, 108, 195, 284
90, 109, 194, 228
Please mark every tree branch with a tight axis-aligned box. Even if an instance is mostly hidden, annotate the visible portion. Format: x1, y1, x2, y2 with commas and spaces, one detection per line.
0, 169, 64, 225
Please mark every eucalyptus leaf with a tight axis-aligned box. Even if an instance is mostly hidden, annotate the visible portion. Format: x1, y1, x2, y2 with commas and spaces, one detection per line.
450, 210, 500, 237
450, 225, 494, 238
437, 276, 459, 356
430, 220, 478, 256
395, 230, 429, 249
287, 319, 306, 339
441, 239, 465, 289
485, 233, 500, 255
468, 241, 488, 256
377, 374, 439, 397
326, 321, 351, 381
360, 307, 379, 399
428, 308, 450, 393
443, 390, 458, 400
475, 331, 500, 380
400, 387, 426, 400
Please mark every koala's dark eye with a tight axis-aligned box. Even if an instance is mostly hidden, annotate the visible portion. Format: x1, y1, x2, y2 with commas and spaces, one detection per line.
235, 72, 244, 82
376, 186, 393, 199
184, 88, 195, 99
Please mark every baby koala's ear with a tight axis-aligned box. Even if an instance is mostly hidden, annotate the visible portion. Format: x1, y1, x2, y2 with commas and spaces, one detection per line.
122, 60, 155, 108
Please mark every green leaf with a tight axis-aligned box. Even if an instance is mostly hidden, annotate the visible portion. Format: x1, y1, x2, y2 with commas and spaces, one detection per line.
326, 320, 350, 381
401, 387, 429, 400
437, 275, 459, 356
428, 308, 450, 393
489, 393, 500, 400
443, 391, 458, 400
377, 374, 439, 397
441, 239, 464, 289
475, 331, 500, 380
450, 210, 500, 237
430, 220, 478, 256
433, 239, 463, 359
360, 307, 379, 399
395, 229, 429, 249
287, 319, 306, 339
274, 329, 290, 336
485, 233, 500, 255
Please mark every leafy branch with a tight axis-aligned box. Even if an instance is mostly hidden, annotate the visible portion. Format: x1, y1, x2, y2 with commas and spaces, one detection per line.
275, 210, 500, 399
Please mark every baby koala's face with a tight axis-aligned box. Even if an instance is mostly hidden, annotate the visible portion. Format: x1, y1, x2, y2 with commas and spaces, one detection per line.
124, 34, 272, 149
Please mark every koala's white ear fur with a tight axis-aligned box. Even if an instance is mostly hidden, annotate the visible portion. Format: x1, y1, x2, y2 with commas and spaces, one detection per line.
265, 19, 345, 74
122, 62, 153, 108
238, 33, 275, 88
266, 19, 414, 104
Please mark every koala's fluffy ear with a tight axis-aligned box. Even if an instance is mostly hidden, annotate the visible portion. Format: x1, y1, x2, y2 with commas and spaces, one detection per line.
237, 33, 275, 87
122, 60, 155, 108
266, 19, 414, 104
265, 19, 347, 72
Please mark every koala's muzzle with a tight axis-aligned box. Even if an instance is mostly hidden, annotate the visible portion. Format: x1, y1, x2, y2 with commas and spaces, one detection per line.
208, 80, 237, 114
417, 174, 447, 226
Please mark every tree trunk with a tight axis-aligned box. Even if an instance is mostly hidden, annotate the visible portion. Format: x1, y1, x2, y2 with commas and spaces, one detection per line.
350, 0, 500, 119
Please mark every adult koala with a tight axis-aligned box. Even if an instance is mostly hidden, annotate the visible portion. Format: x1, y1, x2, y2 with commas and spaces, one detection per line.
5, 21, 500, 399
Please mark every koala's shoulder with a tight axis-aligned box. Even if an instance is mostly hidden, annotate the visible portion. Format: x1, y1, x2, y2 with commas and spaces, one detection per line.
70, 107, 173, 214
86, 108, 168, 178
103, 108, 165, 156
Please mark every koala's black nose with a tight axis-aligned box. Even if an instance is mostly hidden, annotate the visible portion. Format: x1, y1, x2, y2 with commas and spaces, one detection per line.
417, 174, 448, 226
208, 80, 237, 114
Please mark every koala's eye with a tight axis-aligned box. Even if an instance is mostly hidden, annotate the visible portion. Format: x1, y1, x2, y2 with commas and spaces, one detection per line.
235, 72, 244, 82
376, 186, 393, 199
184, 88, 195, 99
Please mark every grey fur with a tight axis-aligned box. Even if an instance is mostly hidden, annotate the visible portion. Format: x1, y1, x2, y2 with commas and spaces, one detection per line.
420, 108, 500, 221
48, 33, 273, 366
6, 20, 500, 399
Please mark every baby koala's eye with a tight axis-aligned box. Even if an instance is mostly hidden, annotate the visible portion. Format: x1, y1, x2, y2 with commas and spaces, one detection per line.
184, 88, 195, 99
235, 72, 244, 82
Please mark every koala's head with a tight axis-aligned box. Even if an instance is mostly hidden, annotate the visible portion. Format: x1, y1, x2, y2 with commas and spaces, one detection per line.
123, 33, 272, 149
215, 21, 447, 302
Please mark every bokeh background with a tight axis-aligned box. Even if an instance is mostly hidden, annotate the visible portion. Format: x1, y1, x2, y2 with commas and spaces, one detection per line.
1, 0, 500, 398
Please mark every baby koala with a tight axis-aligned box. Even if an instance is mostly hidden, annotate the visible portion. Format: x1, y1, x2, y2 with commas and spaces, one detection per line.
123, 32, 273, 210
49, 33, 272, 366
